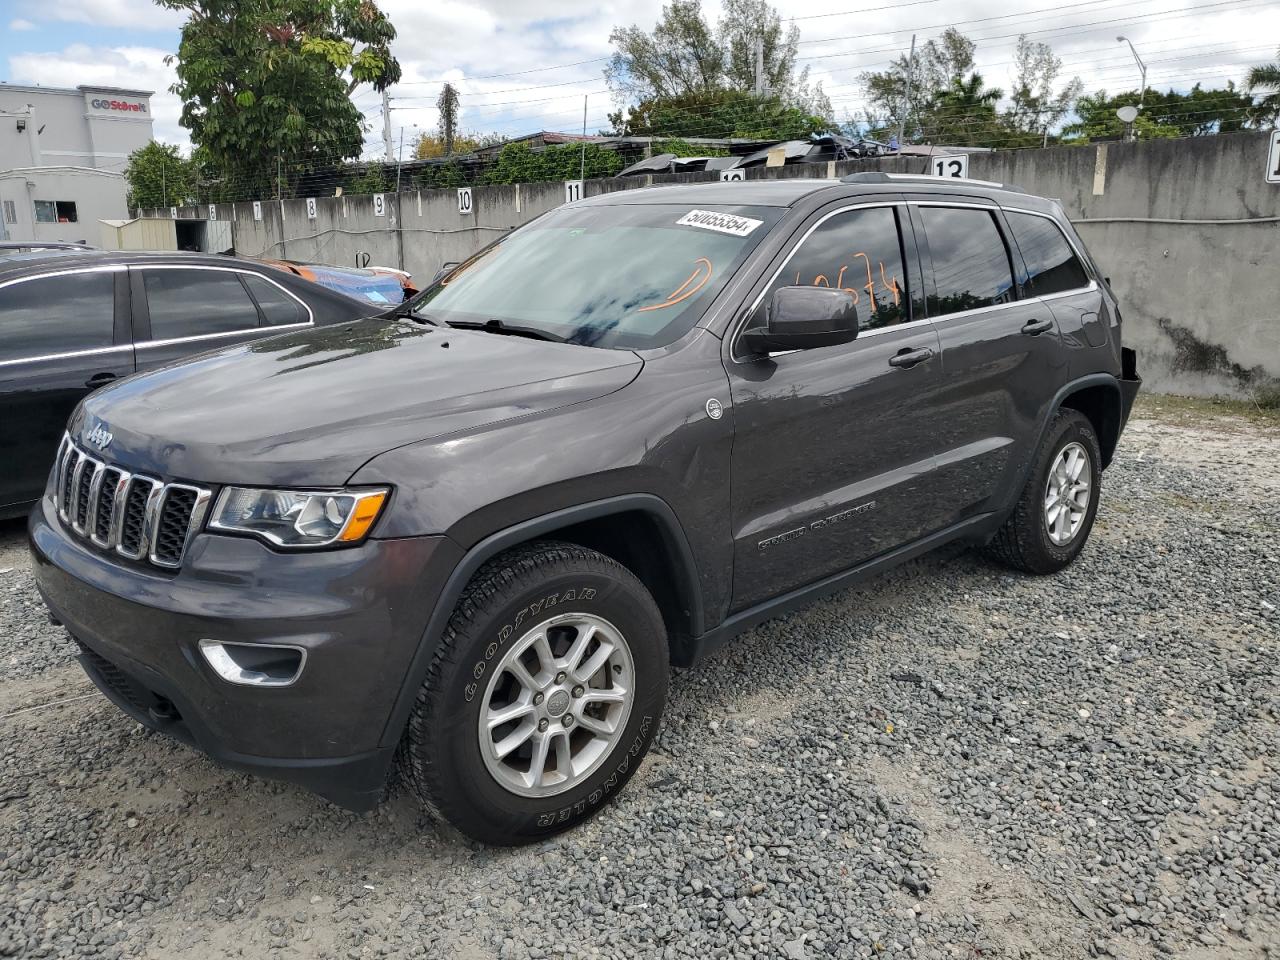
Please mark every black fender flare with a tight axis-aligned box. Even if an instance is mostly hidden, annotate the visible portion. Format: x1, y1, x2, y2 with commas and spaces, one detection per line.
377, 493, 702, 748
997, 373, 1123, 520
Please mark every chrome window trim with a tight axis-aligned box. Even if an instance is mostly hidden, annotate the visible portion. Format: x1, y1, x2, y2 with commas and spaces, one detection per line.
0, 265, 125, 367
729, 200, 915, 363
999, 205, 1099, 296
135, 263, 315, 344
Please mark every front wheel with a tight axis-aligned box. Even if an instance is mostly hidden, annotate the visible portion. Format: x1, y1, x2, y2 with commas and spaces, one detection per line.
404, 541, 668, 845
985, 408, 1103, 574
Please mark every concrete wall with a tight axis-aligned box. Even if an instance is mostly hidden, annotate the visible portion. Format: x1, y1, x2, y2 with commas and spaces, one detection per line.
144, 132, 1280, 399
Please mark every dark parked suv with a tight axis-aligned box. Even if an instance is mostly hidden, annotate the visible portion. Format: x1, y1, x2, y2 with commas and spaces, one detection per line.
30, 175, 1140, 844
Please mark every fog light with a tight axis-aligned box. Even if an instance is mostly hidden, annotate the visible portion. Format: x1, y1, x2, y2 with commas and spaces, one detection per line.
198, 640, 306, 687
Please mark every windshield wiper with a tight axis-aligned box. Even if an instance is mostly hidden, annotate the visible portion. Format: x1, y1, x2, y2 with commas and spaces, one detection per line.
444, 318, 569, 343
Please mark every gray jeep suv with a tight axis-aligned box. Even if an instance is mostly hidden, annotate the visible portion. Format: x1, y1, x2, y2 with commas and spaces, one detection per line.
30, 175, 1140, 844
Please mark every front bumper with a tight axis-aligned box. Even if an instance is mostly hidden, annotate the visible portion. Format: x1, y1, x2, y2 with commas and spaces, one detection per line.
29, 494, 459, 811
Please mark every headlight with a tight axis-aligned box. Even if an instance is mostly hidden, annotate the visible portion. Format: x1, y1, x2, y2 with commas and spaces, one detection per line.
209, 487, 389, 548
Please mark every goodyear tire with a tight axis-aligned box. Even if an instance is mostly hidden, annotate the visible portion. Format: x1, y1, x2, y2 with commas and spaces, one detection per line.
405, 540, 668, 845
986, 408, 1103, 575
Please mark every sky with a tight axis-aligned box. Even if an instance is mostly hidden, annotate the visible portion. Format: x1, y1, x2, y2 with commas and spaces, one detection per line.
1, 0, 1276, 161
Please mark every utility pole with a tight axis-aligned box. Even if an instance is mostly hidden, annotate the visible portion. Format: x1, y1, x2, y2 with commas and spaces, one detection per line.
580, 95, 588, 183
382, 87, 395, 162
898, 34, 916, 146
161, 157, 167, 208
753, 38, 765, 97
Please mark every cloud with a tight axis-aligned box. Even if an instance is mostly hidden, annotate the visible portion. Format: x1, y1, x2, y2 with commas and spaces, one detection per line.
11, 0, 184, 30
8, 18, 38, 31
8, 45, 184, 157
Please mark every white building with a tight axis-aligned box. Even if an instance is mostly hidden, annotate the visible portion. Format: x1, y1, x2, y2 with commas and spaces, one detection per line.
0, 83, 154, 243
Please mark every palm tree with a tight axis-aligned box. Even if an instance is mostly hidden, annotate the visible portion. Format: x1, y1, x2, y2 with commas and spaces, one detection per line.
924, 72, 1004, 146
1247, 48, 1280, 126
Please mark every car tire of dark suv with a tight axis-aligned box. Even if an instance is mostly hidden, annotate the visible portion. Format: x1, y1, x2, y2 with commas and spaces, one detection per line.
404, 540, 668, 845
985, 408, 1103, 575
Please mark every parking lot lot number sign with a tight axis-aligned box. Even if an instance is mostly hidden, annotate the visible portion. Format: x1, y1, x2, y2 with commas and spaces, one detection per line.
931, 155, 969, 178
252, 200, 263, 222
169, 206, 177, 219
208, 204, 217, 221
458, 187, 473, 214
373, 193, 386, 217
564, 180, 583, 204
1268, 131, 1280, 184
306, 197, 317, 220
720, 169, 746, 182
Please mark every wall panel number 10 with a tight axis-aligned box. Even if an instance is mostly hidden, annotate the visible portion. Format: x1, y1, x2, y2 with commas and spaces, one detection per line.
931, 155, 969, 178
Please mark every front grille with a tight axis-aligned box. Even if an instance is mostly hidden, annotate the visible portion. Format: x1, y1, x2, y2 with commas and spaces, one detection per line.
52, 434, 211, 569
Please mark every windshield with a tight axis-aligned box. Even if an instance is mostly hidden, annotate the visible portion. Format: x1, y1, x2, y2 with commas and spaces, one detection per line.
408, 203, 782, 349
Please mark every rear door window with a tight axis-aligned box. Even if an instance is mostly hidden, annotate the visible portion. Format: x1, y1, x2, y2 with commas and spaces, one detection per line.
919, 207, 1016, 316
142, 269, 262, 340
1005, 211, 1091, 296
243, 274, 309, 327
0, 271, 116, 362
752, 205, 909, 332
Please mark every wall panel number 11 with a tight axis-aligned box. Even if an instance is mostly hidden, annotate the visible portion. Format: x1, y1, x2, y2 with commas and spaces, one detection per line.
931, 155, 969, 178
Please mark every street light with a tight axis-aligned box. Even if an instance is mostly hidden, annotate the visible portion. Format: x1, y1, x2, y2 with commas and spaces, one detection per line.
1116, 36, 1147, 109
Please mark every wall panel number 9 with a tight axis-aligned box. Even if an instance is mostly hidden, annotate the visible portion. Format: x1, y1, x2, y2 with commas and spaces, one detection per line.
564, 180, 583, 204
372, 193, 386, 217
931, 154, 969, 179
458, 187, 473, 214
1267, 130, 1280, 184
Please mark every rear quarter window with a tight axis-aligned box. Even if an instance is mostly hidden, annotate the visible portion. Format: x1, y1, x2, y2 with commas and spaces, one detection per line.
1005, 211, 1091, 296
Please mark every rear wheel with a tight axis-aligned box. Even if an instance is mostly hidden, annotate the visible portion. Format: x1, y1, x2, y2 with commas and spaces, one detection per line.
404, 541, 667, 845
986, 408, 1102, 574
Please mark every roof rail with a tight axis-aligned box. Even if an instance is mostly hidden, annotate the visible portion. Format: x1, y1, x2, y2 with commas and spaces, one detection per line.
839, 171, 1025, 192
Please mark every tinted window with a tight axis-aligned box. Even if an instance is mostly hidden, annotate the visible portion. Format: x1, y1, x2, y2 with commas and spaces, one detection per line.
1006, 211, 1090, 296
0, 271, 115, 362
753, 206, 908, 332
920, 207, 1016, 317
143, 269, 261, 340
243, 274, 308, 327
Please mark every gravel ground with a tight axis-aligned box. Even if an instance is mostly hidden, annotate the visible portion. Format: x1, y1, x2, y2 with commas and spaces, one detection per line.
1, 399, 1277, 960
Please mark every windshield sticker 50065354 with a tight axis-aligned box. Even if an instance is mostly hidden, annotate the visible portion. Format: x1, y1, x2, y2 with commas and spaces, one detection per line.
676, 209, 763, 237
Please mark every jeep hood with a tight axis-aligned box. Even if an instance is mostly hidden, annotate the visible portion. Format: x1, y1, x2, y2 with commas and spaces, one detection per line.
71, 320, 642, 486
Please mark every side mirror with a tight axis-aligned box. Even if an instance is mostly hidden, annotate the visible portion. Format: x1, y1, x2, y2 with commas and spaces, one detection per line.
741, 286, 859, 354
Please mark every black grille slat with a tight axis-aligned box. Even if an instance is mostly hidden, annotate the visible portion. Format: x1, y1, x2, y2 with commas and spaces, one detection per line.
60, 449, 80, 516
153, 488, 198, 566
73, 465, 94, 529
119, 481, 152, 556
53, 435, 209, 569
93, 469, 122, 542
76, 642, 149, 713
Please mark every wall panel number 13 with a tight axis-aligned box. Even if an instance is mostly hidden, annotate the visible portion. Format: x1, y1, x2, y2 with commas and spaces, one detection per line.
931, 155, 969, 178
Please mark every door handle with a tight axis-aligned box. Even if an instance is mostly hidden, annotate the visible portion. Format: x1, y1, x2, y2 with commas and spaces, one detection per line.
1021, 318, 1053, 335
85, 372, 119, 389
888, 347, 935, 369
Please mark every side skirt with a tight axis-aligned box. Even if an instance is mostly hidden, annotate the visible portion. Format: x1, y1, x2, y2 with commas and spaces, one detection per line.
677, 512, 998, 667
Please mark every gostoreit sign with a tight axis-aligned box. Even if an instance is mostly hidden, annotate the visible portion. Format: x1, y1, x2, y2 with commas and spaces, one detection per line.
89, 98, 148, 113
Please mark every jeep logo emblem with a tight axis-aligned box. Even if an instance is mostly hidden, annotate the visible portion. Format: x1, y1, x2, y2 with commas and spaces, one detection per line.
85, 424, 113, 451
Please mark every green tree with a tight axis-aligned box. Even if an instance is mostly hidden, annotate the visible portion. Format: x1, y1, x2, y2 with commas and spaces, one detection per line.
437, 82, 460, 155
481, 142, 622, 185
858, 27, 976, 139
1004, 36, 1083, 145
158, 0, 401, 201
1246, 47, 1280, 126
610, 88, 826, 140
605, 0, 830, 136
1063, 85, 1254, 142
922, 72, 1003, 146
124, 141, 196, 208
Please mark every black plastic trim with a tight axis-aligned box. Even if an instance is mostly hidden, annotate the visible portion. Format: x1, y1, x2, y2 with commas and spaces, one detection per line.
376, 493, 703, 749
